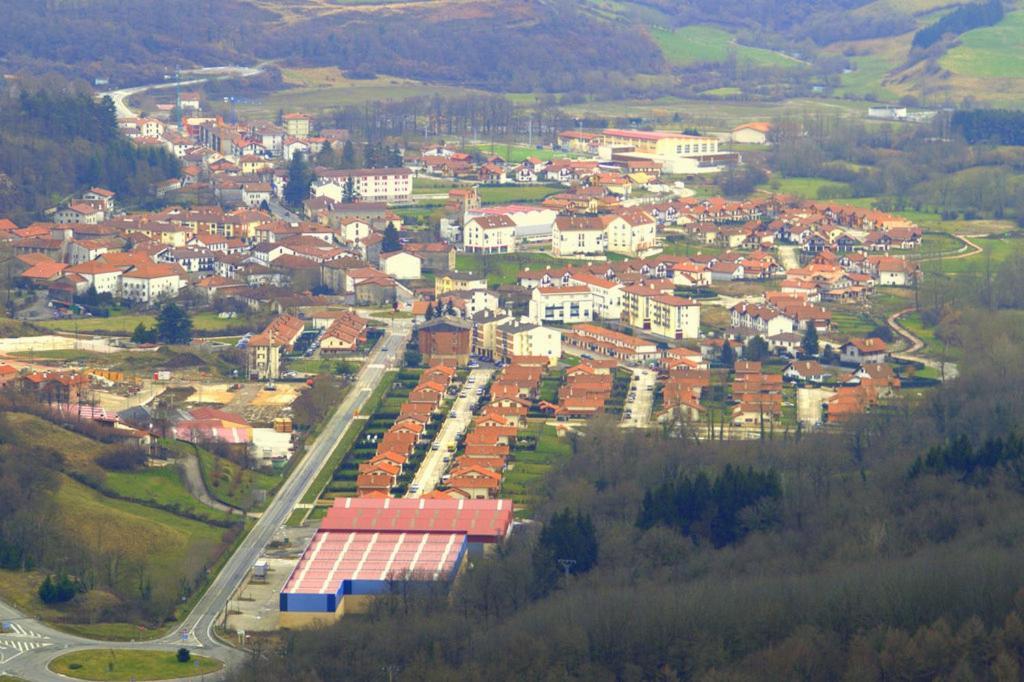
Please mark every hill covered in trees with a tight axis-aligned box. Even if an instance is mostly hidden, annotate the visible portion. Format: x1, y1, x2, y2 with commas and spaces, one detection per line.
0, 79, 179, 223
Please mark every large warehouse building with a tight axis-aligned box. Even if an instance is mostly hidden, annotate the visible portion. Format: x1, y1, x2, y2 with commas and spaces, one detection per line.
280, 498, 514, 625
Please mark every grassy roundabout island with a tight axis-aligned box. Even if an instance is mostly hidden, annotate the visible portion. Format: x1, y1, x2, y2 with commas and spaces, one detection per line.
49, 650, 222, 681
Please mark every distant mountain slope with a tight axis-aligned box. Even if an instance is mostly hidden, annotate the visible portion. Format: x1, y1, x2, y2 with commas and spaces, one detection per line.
0, 0, 1017, 105
0, 0, 665, 92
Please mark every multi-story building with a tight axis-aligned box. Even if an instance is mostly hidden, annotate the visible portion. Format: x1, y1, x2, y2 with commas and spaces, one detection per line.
312, 168, 413, 204
462, 215, 517, 254
119, 264, 184, 304
528, 286, 594, 325
471, 310, 515, 360
283, 113, 312, 138
600, 129, 726, 174
605, 209, 658, 258
567, 273, 624, 320
246, 314, 306, 380
551, 216, 607, 257
495, 320, 562, 366
624, 283, 700, 339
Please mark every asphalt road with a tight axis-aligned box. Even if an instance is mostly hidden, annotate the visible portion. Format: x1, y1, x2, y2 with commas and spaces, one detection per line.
407, 368, 494, 497
621, 368, 656, 428
102, 66, 264, 119
0, 320, 412, 681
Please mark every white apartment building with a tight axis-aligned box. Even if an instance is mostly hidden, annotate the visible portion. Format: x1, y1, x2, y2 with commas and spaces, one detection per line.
568, 273, 624, 320
495, 320, 563, 366
529, 286, 594, 325
312, 167, 413, 204
463, 215, 517, 254
119, 264, 184, 304
551, 216, 607, 257
605, 210, 658, 258
466, 205, 558, 244
624, 285, 701, 339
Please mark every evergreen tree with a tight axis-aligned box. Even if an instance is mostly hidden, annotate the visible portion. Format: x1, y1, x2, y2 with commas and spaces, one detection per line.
821, 344, 838, 365
316, 140, 334, 167
342, 176, 359, 204
802, 324, 820, 357
156, 303, 193, 345
435, 300, 445, 318
382, 224, 401, 252
720, 340, 736, 368
746, 336, 770, 362
532, 509, 598, 596
131, 322, 157, 344
341, 140, 356, 169
363, 142, 379, 169
445, 298, 455, 316
425, 302, 435, 320
283, 151, 314, 209
387, 145, 403, 167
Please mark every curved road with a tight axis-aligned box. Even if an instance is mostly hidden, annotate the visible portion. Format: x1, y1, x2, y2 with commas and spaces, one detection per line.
885, 233, 982, 381
1, 321, 412, 681
101, 65, 264, 119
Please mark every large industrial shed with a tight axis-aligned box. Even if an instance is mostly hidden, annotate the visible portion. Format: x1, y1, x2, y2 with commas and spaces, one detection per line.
280, 498, 514, 625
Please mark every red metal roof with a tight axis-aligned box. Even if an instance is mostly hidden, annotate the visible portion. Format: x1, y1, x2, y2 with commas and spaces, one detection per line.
322, 498, 514, 544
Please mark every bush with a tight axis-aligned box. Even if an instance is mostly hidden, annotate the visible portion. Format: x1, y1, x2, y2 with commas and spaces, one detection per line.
177, 647, 191, 663
38, 573, 84, 604
96, 446, 149, 471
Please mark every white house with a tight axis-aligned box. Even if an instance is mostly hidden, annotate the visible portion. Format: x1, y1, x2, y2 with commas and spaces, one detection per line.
466, 206, 558, 244
241, 183, 272, 208
380, 251, 422, 281
54, 203, 105, 225
731, 122, 772, 145
65, 261, 124, 295
337, 218, 371, 245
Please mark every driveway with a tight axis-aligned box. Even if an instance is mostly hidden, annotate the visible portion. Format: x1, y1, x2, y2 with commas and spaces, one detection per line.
407, 368, 494, 497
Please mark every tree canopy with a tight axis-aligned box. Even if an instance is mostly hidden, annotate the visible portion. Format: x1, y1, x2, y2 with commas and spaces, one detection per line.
156, 303, 193, 345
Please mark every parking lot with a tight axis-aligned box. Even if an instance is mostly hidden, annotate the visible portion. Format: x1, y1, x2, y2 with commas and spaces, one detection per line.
621, 368, 657, 428
407, 368, 494, 497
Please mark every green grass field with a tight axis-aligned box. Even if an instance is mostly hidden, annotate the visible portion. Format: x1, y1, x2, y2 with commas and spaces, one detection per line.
503, 423, 572, 514
298, 369, 398, 507
0, 412, 110, 477
49, 649, 221, 681
760, 176, 854, 199
651, 26, 800, 69
467, 144, 564, 163
39, 311, 263, 335
455, 252, 570, 287
104, 466, 233, 522
926, 235, 1023, 274
0, 474, 229, 634
478, 185, 561, 205
942, 10, 1024, 79
835, 53, 901, 101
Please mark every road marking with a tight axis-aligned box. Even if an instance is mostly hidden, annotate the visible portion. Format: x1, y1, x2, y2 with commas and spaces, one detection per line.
0, 623, 52, 664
